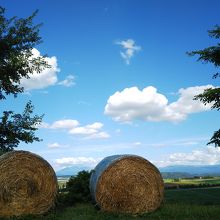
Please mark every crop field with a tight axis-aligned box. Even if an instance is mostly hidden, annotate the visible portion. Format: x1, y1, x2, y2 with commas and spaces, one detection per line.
164, 177, 220, 187
1, 187, 220, 220
57, 176, 220, 190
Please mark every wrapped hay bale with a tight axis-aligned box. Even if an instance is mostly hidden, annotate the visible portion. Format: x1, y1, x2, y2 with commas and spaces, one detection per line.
0, 150, 58, 216
90, 155, 164, 214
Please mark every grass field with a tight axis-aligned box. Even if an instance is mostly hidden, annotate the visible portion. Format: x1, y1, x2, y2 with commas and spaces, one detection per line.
164, 177, 220, 185
2, 187, 220, 220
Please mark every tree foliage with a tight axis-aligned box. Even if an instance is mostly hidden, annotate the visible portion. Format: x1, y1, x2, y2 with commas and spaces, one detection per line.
65, 170, 92, 204
0, 7, 49, 99
0, 101, 43, 153
188, 25, 220, 147
0, 7, 48, 153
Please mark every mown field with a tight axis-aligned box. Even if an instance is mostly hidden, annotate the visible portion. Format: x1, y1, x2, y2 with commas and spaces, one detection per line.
164, 177, 220, 185
58, 176, 220, 189
2, 187, 220, 220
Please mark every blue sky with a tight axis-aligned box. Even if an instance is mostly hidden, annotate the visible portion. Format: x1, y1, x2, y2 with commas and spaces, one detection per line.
1, 0, 220, 171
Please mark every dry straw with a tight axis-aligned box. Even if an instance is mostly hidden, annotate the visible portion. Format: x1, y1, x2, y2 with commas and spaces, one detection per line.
0, 150, 58, 216
90, 155, 164, 214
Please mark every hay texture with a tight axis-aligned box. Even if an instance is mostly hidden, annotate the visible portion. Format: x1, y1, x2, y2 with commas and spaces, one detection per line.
90, 155, 164, 214
0, 150, 58, 216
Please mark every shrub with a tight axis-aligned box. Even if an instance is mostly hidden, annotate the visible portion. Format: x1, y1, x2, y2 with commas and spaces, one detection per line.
63, 170, 92, 205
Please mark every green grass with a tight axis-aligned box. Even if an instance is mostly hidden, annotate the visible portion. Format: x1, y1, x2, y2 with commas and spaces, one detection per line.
165, 187, 220, 205
1, 187, 220, 220
164, 177, 220, 185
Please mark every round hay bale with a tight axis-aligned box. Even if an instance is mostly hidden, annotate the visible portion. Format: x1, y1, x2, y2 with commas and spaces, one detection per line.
0, 150, 58, 216
90, 154, 164, 214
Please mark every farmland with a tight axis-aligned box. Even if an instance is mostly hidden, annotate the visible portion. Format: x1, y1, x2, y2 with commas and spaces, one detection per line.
164, 176, 220, 189
57, 176, 220, 190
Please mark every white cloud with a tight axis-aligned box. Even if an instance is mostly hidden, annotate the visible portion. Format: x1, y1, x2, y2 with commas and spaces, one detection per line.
20, 48, 60, 90
104, 85, 214, 123
41, 120, 110, 140
116, 39, 141, 64
69, 122, 110, 139
20, 49, 76, 90
115, 129, 121, 133
157, 146, 220, 167
148, 137, 208, 148
70, 127, 96, 135
58, 75, 75, 87
55, 157, 102, 167
132, 142, 142, 146
48, 142, 61, 148
50, 119, 79, 129
37, 122, 50, 129
86, 122, 103, 130
85, 132, 110, 139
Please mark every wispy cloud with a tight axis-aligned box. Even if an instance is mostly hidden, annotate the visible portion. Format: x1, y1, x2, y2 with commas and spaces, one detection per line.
132, 142, 142, 146
47, 142, 62, 149
115, 39, 141, 64
147, 137, 208, 148
58, 75, 75, 87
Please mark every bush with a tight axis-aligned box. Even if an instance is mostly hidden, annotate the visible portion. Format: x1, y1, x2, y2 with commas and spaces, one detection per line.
63, 170, 92, 205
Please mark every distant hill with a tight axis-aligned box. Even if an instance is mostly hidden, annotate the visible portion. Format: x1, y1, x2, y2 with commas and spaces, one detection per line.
56, 164, 220, 177
161, 172, 193, 179
56, 165, 92, 176
159, 165, 220, 176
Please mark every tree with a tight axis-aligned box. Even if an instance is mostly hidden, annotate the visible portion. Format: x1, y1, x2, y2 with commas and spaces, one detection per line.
188, 25, 220, 147
0, 101, 43, 154
0, 7, 49, 100
65, 170, 92, 204
0, 7, 49, 153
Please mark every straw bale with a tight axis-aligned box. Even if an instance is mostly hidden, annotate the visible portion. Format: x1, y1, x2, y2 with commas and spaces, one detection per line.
0, 150, 58, 216
90, 155, 164, 214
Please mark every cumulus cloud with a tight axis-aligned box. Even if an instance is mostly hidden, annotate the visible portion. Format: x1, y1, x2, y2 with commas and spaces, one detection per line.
58, 75, 75, 87
69, 122, 110, 139
50, 119, 79, 129
20, 48, 60, 90
41, 120, 110, 139
104, 85, 214, 123
55, 157, 102, 167
20, 48, 76, 90
116, 39, 141, 64
157, 146, 220, 167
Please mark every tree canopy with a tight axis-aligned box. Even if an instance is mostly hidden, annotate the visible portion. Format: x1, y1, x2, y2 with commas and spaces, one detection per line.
0, 7, 49, 100
0, 101, 43, 153
188, 25, 220, 147
65, 170, 92, 204
0, 7, 48, 153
